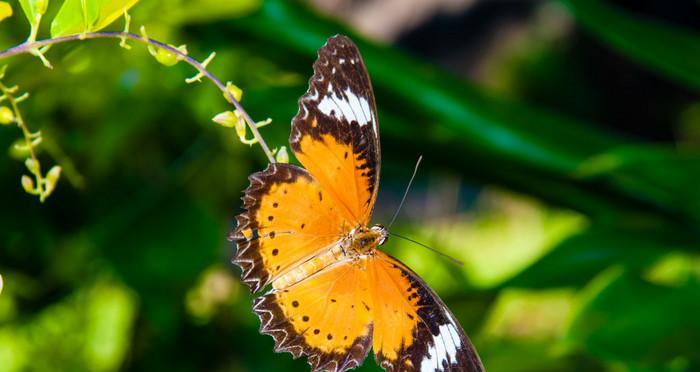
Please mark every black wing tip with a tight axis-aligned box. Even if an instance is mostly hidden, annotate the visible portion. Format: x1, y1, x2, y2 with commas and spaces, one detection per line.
322, 34, 359, 52
327, 34, 352, 43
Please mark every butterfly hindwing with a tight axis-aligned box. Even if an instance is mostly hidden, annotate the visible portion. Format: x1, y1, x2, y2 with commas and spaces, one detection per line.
370, 251, 484, 372
231, 163, 349, 293
290, 35, 381, 225
254, 258, 374, 372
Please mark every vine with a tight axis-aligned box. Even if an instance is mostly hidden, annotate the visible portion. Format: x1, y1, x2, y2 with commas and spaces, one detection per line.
0, 1, 284, 202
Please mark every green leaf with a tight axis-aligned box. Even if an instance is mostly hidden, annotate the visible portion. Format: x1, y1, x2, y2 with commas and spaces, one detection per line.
50, 0, 98, 37
91, 0, 138, 31
51, 0, 137, 37
18, 0, 48, 26
561, 0, 700, 91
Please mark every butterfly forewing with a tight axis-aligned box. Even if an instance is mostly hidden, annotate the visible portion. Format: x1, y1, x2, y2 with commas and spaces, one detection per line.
290, 35, 381, 225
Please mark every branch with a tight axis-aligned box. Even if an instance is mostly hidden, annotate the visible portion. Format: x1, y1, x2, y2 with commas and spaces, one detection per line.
0, 31, 277, 164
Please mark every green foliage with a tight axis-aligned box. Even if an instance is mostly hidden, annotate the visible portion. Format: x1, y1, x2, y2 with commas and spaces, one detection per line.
51, 0, 138, 37
568, 267, 700, 369
0, 279, 137, 371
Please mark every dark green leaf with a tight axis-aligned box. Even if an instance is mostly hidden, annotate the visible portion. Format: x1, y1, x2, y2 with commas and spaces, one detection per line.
568, 268, 700, 367
561, 0, 700, 90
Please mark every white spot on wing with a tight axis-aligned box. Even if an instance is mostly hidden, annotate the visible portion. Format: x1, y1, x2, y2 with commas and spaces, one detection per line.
420, 323, 462, 371
316, 87, 373, 126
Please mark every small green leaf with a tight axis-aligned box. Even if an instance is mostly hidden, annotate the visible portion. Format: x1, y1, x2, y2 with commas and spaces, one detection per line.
211, 111, 238, 128
0, 1, 13, 22
21, 174, 34, 193
51, 0, 138, 37
18, 0, 48, 26
275, 146, 289, 163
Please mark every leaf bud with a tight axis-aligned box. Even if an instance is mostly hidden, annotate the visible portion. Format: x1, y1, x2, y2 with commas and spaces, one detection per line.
0, 106, 14, 125
21, 174, 34, 192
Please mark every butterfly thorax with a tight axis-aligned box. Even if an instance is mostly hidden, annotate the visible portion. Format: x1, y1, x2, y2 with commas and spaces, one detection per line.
346, 224, 387, 256
271, 224, 387, 290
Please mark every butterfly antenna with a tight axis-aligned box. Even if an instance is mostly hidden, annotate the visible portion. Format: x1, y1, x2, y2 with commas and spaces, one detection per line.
387, 155, 423, 229
388, 232, 465, 266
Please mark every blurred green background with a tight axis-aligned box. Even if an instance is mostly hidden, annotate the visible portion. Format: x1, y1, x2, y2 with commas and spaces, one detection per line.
1, 0, 700, 371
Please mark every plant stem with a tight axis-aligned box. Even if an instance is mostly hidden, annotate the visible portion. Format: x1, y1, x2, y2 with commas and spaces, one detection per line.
0, 31, 277, 164
0, 81, 45, 198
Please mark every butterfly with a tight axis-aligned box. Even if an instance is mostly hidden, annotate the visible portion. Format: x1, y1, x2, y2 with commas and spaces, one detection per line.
230, 35, 484, 372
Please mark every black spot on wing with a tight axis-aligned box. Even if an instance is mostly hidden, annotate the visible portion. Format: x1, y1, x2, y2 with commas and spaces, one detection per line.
229, 163, 314, 293
253, 293, 373, 372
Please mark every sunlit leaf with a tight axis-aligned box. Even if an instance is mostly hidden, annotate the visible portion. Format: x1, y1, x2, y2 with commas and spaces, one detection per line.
51, 0, 138, 37
91, 0, 138, 31
0, 1, 12, 22
50, 0, 98, 37
561, 0, 700, 91
505, 225, 674, 288
482, 289, 576, 341
0, 280, 137, 371
18, 0, 47, 26
84, 282, 137, 370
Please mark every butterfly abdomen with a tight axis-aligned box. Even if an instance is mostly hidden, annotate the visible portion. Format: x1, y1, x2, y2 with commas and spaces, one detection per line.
273, 244, 346, 290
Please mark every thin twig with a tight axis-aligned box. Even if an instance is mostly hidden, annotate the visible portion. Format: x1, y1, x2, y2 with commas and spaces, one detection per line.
0, 81, 44, 195
0, 31, 276, 163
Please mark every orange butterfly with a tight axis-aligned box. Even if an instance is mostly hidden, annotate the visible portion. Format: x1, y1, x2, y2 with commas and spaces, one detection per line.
231, 35, 484, 372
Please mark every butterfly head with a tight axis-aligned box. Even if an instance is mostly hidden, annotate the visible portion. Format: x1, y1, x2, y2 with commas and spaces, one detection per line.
348, 224, 388, 255
371, 224, 388, 245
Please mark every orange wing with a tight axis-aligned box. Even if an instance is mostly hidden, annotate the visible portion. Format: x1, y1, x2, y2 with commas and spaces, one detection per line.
254, 258, 374, 372
369, 251, 484, 372
290, 35, 380, 226
230, 163, 349, 293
